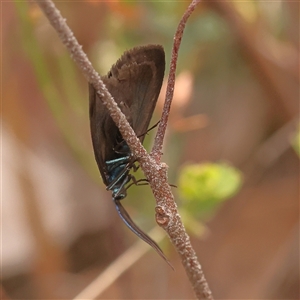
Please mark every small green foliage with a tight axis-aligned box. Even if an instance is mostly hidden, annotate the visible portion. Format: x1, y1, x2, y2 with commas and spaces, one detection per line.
178, 162, 242, 219
291, 126, 300, 157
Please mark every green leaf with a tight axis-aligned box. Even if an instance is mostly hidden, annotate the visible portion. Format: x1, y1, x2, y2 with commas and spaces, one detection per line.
178, 162, 242, 218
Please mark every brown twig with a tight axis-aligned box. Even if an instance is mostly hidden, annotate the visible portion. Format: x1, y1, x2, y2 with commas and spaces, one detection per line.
151, 0, 201, 162
35, 0, 146, 163
34, 0, 213, 299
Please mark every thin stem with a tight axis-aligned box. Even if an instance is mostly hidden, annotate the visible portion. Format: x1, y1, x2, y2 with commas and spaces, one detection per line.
34, 0, 147, 163
150, 164, 213, 300
151, 0, 201, 162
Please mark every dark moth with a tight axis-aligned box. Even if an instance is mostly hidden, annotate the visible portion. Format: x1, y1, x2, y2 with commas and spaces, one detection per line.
89, 45, 172, 267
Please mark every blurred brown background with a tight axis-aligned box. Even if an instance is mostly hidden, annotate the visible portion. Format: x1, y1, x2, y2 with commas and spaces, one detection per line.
2, 1, 299, 299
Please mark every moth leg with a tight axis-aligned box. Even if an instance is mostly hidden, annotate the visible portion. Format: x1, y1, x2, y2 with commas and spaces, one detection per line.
131, 162, 140, 172
129, 163, 176, 189
106, 156, 135, 190
123, 176, 148, 195
128, 175, 149, 188
106, 163, 130, 191
133, 177, 149, 186
112, 173, 131, 199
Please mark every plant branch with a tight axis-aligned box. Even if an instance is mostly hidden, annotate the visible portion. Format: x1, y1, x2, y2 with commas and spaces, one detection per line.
151, 0, 201, 162
35, 0, 147, 163
34, 0, 213, 299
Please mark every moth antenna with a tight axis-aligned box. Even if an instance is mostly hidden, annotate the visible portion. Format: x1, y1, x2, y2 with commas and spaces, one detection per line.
114, 199, 174, 270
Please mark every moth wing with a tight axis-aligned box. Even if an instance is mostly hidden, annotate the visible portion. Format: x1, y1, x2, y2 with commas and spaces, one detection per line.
109, 45, 165, 140
89, 45, 165, 184
89, 83, 116, 185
